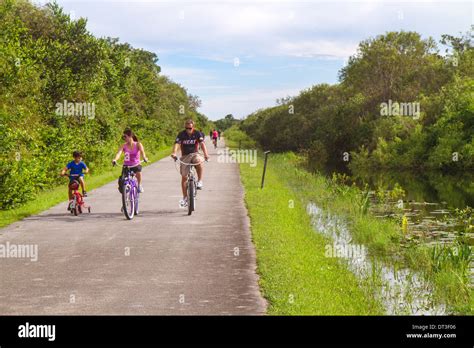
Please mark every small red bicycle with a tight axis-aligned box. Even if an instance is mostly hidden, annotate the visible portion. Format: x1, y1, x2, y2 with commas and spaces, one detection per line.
63, 174, 91, 216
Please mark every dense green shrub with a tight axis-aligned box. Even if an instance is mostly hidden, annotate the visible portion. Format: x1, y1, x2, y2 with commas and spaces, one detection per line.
239, 29, 473, 172
0, 0, 211, 209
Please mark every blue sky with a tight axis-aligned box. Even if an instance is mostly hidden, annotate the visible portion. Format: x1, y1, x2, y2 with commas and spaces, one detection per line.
36, 0, 472, 120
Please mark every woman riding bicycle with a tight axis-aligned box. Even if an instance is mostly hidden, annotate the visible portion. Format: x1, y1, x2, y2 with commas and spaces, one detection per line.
112, 129, 148, 193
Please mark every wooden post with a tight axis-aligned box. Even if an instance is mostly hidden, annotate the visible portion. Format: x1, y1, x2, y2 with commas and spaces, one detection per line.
260, 151, 271, 189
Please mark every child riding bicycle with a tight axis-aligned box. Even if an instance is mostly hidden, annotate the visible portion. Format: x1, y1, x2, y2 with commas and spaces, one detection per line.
60, 151, 89, 203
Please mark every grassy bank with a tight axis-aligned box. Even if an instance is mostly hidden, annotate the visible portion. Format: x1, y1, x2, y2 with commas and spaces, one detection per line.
0, 147, 171, 228
226, 132, 383, 314
274, 153, 473, 314
239, 158, 383, 314
225, 126, 472, 314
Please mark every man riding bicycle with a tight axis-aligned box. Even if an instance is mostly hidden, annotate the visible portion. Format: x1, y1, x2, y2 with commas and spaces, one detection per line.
171, 119, 209, 208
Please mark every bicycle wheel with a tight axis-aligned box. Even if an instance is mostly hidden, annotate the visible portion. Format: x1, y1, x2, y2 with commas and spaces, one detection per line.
122, 183, 135, 220
134, 190, 139, 215
187, 179, 194, 215
71, 196, 78, 216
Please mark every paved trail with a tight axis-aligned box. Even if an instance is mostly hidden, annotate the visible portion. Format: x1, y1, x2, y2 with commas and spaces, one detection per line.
0, 138, 266, 314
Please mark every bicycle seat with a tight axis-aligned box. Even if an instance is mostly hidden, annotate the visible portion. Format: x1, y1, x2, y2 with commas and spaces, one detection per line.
69, 180, 80, 190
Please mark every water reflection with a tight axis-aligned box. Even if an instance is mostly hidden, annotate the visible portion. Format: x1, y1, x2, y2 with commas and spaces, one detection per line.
350, 169, 474, 209
307, 202, 447, 315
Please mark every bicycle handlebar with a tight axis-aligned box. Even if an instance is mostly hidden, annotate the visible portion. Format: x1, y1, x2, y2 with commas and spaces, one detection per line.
112, 159, 147, 167
171, 155, 207, 166
60, 173, 83, 177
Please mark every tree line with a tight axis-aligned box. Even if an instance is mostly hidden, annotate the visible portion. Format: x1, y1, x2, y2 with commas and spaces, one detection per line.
0, 0, 212, 209
239, 30, 473, 173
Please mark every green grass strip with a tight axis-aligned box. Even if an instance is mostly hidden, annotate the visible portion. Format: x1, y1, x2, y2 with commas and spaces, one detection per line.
0, 147, 171, 228
225, 123, 474, 315
238, 154, 384, 315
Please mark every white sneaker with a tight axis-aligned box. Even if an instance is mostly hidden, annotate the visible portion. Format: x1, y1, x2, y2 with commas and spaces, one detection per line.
179, 198, 188, 208
196, 181, 203, 190
139, 185, 144, 193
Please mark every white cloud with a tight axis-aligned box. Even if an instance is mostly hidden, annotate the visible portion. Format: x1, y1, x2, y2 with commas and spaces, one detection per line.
160, 67, 213, 80
49, 0, 472, 119
201, 87, 302, 119
276, 40, 359, 58
159, 66, 217, 91
55, 0, 470, 59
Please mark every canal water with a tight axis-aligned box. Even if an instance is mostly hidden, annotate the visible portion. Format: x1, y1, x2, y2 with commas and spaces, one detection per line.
307, 202, 448, 315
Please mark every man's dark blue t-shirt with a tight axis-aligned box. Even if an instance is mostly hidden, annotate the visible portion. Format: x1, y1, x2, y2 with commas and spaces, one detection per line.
175, 130, 204, 155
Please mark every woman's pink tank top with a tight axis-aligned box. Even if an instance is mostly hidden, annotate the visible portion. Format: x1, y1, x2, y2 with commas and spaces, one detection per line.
123, 142, 140, 166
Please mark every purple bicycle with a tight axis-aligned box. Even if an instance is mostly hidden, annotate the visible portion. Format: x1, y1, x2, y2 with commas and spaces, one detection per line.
113, 160, 145, 220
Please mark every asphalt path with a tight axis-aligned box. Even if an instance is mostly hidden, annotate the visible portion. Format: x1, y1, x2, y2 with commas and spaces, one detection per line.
0, 138, 266, 314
